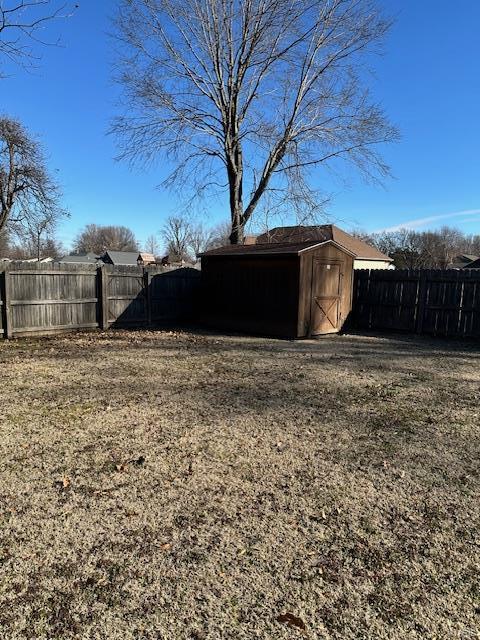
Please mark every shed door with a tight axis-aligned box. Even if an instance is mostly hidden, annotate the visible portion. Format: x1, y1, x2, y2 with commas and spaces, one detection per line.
310, 259, 343, 334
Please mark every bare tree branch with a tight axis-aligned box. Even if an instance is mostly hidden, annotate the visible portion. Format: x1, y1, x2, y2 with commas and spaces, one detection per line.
0, 0, 76, 72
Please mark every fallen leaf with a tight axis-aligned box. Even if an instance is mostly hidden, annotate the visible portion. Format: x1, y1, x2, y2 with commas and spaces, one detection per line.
277, 612, 306, 630
54, 476, 71, 490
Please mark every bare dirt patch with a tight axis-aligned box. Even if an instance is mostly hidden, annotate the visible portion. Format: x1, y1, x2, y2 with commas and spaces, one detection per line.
0, 330, 479, 639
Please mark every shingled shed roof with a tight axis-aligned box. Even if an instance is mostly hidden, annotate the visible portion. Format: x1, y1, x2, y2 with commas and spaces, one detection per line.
199, 239, 355, 257
256, 224, 392, 262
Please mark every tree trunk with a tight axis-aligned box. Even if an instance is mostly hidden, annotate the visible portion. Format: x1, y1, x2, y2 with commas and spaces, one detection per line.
226, 156, 244, 245
229, 214, 243, 244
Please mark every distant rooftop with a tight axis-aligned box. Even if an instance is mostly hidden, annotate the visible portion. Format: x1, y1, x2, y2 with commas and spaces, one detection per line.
103, 251, 140, 265
450, 254, 480, 269
59, 253, 100, 264
453, 254, 479, 263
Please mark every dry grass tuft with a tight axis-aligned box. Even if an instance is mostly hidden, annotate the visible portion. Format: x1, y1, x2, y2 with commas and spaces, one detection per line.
0, 330, 479, 639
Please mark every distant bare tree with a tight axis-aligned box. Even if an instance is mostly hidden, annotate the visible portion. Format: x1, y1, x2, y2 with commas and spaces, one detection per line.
351, 228, 376, 244
9, 229, 64, 260
188, 222, 216, 258
370, 229, 426, 269
466, 234, 480, 256
0, 0, 75, 72
434, 226, 465, 268
0, 117, 66, 236
205, 221, 231, 250
11, 207, 61, 260
162, 215, 192, 262
144, 233, 160, 256
114, 0, 398, 244
73, 224, 138, 255
369, 226, 474, 269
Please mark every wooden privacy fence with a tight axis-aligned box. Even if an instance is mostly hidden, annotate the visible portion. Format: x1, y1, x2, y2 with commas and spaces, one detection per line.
0, 262, 200, 339
353, 269, 480, 338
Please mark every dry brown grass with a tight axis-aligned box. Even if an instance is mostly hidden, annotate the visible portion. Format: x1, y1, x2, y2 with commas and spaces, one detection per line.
0, 329, 479, 640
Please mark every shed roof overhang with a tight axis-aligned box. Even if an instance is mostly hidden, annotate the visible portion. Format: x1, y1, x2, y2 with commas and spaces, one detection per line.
199, 239, 356, 259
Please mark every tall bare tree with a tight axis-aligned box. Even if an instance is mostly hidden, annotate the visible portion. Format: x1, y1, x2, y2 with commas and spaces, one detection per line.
114, 0, 398, 243
0, 117, 65, 236
0, 0, 75, 71
73, 224, 139, 255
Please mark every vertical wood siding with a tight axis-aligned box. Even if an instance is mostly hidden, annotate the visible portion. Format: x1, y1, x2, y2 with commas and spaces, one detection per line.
201, 255, 301, 338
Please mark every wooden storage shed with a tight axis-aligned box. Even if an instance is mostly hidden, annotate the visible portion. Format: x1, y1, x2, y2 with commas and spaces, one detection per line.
200, 240, 354, 338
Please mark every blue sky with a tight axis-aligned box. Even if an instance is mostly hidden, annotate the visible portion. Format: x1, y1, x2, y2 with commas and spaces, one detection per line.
1, 0, 479, 250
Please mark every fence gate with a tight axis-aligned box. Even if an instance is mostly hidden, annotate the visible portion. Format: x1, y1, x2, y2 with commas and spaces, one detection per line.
106, 267, 148, 327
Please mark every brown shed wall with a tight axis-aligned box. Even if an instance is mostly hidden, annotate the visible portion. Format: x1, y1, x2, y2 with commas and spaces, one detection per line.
201, 255, 300, 338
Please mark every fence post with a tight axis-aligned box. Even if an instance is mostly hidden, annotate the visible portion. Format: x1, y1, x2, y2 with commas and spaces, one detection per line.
145, 268, 152, 327
3, 267, 13, 339
415, 270, 427, 334
456, 269, 465, 336
99, 265, 109, 330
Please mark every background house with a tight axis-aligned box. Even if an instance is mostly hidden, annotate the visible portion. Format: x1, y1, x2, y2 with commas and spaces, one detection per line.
255, 225, 394, 270
137, 252, 156, 266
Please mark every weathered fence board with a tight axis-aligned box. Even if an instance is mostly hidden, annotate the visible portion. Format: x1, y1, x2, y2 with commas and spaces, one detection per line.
0, 263, 200, 339
7, 263, 99, 336
0, 270, 5, 337
353, 269, 480, 338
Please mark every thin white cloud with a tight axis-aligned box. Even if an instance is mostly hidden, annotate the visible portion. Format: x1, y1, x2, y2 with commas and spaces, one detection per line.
455, 216, 480, 225
377, 209, 480, 233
